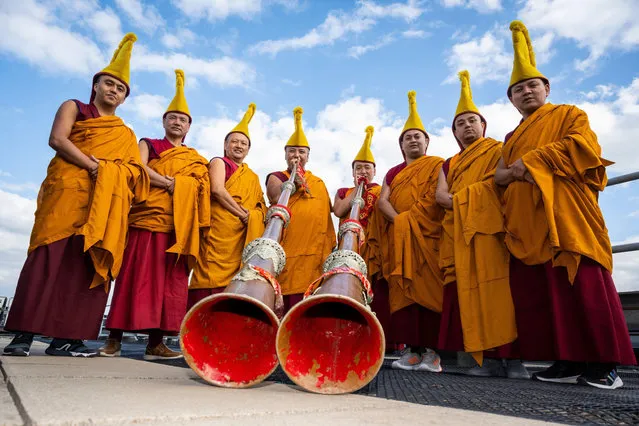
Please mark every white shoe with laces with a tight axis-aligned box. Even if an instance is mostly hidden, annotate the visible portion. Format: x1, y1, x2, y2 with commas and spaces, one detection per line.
391, 348, 422, 371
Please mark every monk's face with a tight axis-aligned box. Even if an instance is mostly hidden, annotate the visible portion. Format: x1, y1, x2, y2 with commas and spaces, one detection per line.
509, 78, 550, 117
352, 161, 375, 185
93, 76, 126, 107
225, 132, 250, 163
163, 112, 191, 140
400, 129, 428, 159
453, 112, 485, 148
285, 146, 309, 171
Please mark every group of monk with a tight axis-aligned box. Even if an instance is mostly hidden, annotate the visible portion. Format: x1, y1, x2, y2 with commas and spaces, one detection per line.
2, 20, 635, 391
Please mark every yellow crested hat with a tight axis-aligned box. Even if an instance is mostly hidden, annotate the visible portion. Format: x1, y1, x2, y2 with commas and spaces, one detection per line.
92, 33, 137, 101
353, 126, 375, 166
454, 70, 481, 120
508, 20, 548, 95
227, 103, 256, 142
165, 69, 191, 122
400, 90, 427, 141
285, 106, 309, 148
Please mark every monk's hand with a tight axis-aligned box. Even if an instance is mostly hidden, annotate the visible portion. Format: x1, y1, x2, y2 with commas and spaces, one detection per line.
356, 176, 369, 186
165, 176, 175, 194
88, 155, 99, 180
509, 159, 528, 181
523, 171, 537, 186
239, 208, 249, 225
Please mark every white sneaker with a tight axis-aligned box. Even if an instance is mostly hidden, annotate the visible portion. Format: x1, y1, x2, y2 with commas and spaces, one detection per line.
391, 350, 422, 370
415, 348, 443, 373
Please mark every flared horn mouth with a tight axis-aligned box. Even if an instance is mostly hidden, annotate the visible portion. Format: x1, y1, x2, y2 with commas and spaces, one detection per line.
180, 291, 280, 388
276, 294, 385, 394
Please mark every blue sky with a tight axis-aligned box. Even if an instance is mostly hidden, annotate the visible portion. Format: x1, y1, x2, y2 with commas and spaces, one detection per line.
0, 0, 638, 296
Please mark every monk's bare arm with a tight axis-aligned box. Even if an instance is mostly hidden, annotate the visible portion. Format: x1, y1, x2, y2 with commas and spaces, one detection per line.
333, 191, 354, 219
48, 100, 99, 174
209, 158, 248, 220
377, 179, 398, 223
266, 175, 283, 205
435, 168, 453, 209
138, 141, 171, 190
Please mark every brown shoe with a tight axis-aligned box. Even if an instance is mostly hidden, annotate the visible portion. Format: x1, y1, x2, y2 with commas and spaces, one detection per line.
144, 342, 183, 361
99, 338, 121, 357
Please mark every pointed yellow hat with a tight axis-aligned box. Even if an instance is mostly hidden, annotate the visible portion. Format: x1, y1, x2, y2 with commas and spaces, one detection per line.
285, 106, 310, 148
400, 90, 427, 141
353, 126, 375, 166
92, 33, 137, 101
227, 103, 256, 142
454, 70, 481, 119
165, 69, 191, 122
508, 20, 548, 95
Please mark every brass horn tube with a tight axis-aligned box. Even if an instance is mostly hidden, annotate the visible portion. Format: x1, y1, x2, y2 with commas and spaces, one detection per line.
180, 167, 298, 388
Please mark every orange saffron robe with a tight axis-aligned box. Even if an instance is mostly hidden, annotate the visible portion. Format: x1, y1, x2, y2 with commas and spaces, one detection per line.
502, 103, 613, 282
190, 163, 267, 289
277, 170, 337, 295
29, 116, 149, 291
440, 137, 516, 364
337, 184, 382, 232
128, 146, 210, 270
370, 156, 444, 314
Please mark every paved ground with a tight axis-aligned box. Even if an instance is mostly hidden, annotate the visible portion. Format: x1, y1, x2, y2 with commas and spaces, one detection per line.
0, 338, 555, 426
2, 337, 638, 425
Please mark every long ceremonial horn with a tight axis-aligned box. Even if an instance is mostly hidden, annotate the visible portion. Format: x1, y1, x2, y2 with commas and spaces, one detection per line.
180, 168, 298, 388
276, 180, 385, 394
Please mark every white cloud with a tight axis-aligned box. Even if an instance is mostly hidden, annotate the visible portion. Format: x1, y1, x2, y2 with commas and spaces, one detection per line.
250, 0, 426, 56
85, 8, 123, 46
172, 0, 263, 21
402, 29, 429, 39
133, 47, 257, 87
0, 170, 12, 178
445, 31, 511, 84
582, 84, 616, 101
281, 78, 302, 87
444, 24, 554, 84
0, 189, 36, 297
518, 0, 639, 71
0, 0, 105, 76
348, 33, 396, 58
441, 0, 502, 13
121, 93, 169, 123
114, 0, 165, 33
161, 29, 197, 50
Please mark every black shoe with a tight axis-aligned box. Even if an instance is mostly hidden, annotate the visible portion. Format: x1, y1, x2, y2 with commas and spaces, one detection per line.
45, 339, 98, 358
577, 364, 624, 390
532, 361, 585, 384
2, 333, 34, 356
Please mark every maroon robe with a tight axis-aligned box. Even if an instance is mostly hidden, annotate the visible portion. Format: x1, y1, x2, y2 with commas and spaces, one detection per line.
186, 157, 239, 311
106, 138, 189, 334
503, 130, 635, 365
5, 100, 107, 340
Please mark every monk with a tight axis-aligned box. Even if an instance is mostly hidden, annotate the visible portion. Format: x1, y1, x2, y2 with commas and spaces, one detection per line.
494, 21, 635, 389
334, 126, 391, 349
3, 34, 148, 357
266, 107, 336, 312
371, 91, 443, 372
436, 71, 527, 379
188, 103, 267, 309
99, 70, 210, 360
